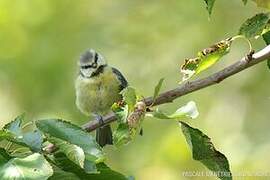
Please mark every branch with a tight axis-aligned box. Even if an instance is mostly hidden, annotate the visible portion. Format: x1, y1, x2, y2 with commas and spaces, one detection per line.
82, 44, 270, 132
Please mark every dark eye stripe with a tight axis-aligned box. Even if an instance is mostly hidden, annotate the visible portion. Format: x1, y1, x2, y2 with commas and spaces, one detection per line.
81, 65, 93, 69
94, 53, 98, 63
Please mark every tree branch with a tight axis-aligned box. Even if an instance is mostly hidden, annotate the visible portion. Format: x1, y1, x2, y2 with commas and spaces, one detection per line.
82, 44, 270, 132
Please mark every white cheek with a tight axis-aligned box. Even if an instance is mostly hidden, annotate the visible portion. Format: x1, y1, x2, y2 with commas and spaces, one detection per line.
81, 68, 94, 77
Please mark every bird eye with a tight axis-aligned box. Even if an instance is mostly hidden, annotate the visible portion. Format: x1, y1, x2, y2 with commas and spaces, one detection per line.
92, 62, 97, 68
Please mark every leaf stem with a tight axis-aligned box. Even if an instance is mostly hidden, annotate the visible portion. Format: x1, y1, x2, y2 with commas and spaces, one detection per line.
231, 35, 253, 52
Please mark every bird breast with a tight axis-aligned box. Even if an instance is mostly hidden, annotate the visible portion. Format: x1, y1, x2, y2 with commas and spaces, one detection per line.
75, 67, 122, 116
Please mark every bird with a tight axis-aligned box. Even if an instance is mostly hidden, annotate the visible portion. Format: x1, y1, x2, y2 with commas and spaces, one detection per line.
75, 49, 128, 147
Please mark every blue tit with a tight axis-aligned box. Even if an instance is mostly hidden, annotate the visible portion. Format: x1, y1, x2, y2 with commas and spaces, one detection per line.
75, 49, 128, 147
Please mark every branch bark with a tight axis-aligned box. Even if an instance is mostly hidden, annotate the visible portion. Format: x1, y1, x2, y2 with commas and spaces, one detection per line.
82, 44, 270, 132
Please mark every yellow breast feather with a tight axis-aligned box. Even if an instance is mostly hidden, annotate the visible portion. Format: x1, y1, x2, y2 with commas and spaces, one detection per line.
75, 67, 122, 116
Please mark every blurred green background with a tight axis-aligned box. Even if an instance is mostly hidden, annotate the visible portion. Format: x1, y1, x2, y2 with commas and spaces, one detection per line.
0, 0, 269, 179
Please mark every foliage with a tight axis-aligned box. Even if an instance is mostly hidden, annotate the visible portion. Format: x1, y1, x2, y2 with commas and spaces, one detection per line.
0, 0, 269, 180
203, 0, 216, 16
0, 152, 53, 180
239, 13, 270, 38
180, 38, 233, 81
262, 30, 270, 69
180, 122, 232, 180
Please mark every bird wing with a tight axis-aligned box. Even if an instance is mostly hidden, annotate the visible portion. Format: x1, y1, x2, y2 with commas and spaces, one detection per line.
112, 67, 128, 90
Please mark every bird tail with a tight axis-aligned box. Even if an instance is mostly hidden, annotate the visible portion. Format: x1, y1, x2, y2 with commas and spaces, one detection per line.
96, 125, 113, 147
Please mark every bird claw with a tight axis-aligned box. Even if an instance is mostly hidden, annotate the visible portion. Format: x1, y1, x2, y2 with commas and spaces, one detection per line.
245, 50, 255, 62
94, 114, 104, 126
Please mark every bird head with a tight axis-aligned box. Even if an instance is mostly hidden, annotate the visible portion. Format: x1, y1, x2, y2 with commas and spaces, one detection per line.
78, 49, 107, 78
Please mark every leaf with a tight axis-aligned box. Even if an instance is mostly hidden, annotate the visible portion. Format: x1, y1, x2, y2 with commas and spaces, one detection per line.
36, 119, 105, 169
262, 30, 270, 70
113, 123, 132, 147
149, 101, 199, 120
3, 115, 43, 152
0, 153, 53, 180
180, 122, 232, 180
0, 148, 12, 167
120, 87, 137, 112
49, 165, 80, 180
49, 137, 85, 169
53, 152, 128, 180
252, 0, 270, 9
112, 103, 129, 123
242, 0, 248, 5
239, 13, 270, 38
152, 78, 164, 103
4, 114, 24, 136
22, 130, 43, 152
204, 0, 216, 16
181, 38, 232, 81
0, 130, 15, 141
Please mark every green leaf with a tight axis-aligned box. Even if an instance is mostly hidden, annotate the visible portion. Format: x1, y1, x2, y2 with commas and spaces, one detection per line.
152, 78, 164, 103
53, 152, 128, 180
252, 0, 270, 9
49, 137, 85, 169
262, 30, 270, 70
204, 0, 216, 16
181, 38, 232, 81
0, 148, 12, 167
149, 101, 199, 120
36, 119, 104, 164
242, 0, 248, 5
22, 130, 43, 152
49, 165, 80, 180
180, 122, 232, 180
4, 114, 24, 136
263, 29, 270, 44
112, 104, 129, 123
3, 115, 43, 152
0, 153, 53, 180
0, 130, 15, 141
239, 13, 270, 38
113, 123, 132, 147
120, 87, 137, 112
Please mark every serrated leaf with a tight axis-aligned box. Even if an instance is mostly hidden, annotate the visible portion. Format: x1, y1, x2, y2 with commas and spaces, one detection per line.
180, 122, 232, 180
53, 152, 128, 180
152, 78, 164, 103
3, 115, 43, 152
121, 87, 137, 112
252, 0, 270, 9
149, 101, 199, 120
0, 153, 53, 180
239, 13, 270, 38
204, 0, 216, 16
36, 119, 104, 164
49, 137, 85, 169
4, 114, 24, 136
181, 38, 232, 81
